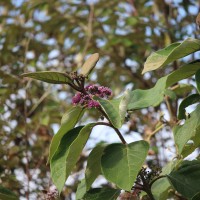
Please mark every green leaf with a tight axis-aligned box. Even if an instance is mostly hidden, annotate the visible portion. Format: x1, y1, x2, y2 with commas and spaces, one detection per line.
51, 124, 95, 193
192, 192, 200, 200
21, 71, 72, 84
119, 90, 131, 124
0, 185, 18, 200
167, 160, 200, 199
142, 38, 200, 74
173, 84, 194, 96
48, 106, 84, 162
163, 89, 176, 100
82, 188, 120, 200
195, 69, 200, 93
128, 61, 200, 110
178, 94, 200, 120
76, 179, 87, 200
97, 98, 122, 128
101, 141, 149, 191
174, 104, 200, 154
80, 53, 99, 76
85, 144, 106, 190
151, 161, 177, 200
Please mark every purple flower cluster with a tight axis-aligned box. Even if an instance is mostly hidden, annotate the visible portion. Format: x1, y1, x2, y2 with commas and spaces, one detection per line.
85, 84, 112, 98
72, 84, 112, 108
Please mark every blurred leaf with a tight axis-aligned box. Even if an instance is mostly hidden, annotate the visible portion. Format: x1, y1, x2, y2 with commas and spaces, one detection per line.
128, 61, 200, 110
51, 124, 95, 193
163, 89, 176, 100
0, 185, 18, 200
173, 84, 194, 96
142, 38, 200, 74
101, 141, 149, 191
48, 106, 84, 162
192, 192, 200, 200
174, 104, 200, 155
80, 53, 99, 77
195, 69, 200, 93
167, 160, 200, 199
21, 71, 72, 84
82, 188, 120, 200
85, 143, 106, 190
178, 94, 200, 120
151, 160, 177, 200
76, 179, 87, 200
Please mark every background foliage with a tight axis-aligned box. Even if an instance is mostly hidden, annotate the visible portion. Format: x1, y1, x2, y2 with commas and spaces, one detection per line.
0, 0, 200, 199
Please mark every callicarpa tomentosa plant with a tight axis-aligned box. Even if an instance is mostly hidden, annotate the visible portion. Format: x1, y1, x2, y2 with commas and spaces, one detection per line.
21, 37, 200, 200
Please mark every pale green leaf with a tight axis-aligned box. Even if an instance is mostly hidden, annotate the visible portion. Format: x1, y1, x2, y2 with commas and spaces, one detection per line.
128, 61, 200, 110
76, 179, 87, 200
195, 69, 200, 93
51, 124, 95, 193
80, 53, 99, 76
142, 38, 200, 74
0, 185, 18, 200
101, 141, 149, 191
48, 106, 84, 162
174, 105, 200, 154
85, 143, 106, 190
21, 71, 72, 84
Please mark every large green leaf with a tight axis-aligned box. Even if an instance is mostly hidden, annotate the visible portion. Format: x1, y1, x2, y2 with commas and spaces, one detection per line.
97, 98, 122, 128
128, 61, 200, 110
51, 124, 95, 193
178, 94, 200, 120
48, 106, 84, 162
80, 53, 99, 76
195, 69, 200, 93
167, 160, 200, 199
142, 38, 200, 74
174, 104, 200, 155
101, 141, 149, 191
0, 185, 18, 200
85, 143, 106, 190
82, 188, 120, 200
21, 71, 72, 84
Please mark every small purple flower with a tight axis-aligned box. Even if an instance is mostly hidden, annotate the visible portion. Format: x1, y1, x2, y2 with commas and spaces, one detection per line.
72, 84, 112, 108
72, 92, 82, 105
88, 100, 100, 108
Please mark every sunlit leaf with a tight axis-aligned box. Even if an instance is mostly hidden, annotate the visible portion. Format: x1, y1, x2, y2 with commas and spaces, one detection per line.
142, 38, 200, 74
80, 53, 99, 76
128, 61, 200, 110
174, 105, 200, 155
